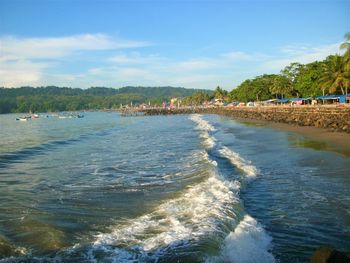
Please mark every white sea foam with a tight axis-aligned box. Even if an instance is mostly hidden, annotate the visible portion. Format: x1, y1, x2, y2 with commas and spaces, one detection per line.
93, 173, 241, 257
189, 114, 216, 149
189, 114, 216, 132
218, 146, 259, 179
207, 215, 275, 263
189, 115, 273, 263
87, 115, 270, 262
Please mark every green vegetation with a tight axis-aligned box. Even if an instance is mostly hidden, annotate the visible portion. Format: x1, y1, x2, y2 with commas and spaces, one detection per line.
0, 86, 212, 113
229, 33, 350, 102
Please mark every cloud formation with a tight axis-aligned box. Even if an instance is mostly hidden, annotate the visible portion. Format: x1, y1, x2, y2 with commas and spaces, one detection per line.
0, 34, 150, 61
262, 43, 342, 70
0, 33, 342, 89
0, 34, 150, 87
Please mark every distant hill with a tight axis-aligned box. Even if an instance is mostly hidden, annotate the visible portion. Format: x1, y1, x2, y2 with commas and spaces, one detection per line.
0, 86, 213, 113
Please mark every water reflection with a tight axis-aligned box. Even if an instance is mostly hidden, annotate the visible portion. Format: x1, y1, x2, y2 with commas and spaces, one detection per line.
288, 134, 350, 157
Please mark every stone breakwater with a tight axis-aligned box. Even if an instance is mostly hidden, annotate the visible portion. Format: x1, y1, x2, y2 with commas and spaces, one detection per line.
141, 106, 350, 133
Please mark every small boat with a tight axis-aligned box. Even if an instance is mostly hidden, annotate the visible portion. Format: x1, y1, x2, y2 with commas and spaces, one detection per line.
16, 116, 31, 121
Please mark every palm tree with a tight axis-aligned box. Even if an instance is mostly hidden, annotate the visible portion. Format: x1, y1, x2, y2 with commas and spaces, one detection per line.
340, 32, 350, 56
340, 32, 350, 71
214, 86, 228, 100
320, 55, 350, 96
270, 75, 292, 99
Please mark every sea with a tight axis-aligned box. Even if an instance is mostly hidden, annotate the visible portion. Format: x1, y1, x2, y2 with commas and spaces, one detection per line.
0, 112, 349, 263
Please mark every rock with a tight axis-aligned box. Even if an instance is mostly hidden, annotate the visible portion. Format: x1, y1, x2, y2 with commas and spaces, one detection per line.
311, 246, 350, 263
0, 235, 25, 258
0, 236, 14, 258
342, 125, 348, 131
315, 120, 323, 128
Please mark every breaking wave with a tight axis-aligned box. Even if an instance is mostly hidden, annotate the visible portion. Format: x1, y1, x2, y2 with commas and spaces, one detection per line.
206, 215, 275, 263
218, 146, 259, 180
190, 114, 216, 149
90, 172, 241, 261
0, 114, 275, 263
190, 114, 275, 263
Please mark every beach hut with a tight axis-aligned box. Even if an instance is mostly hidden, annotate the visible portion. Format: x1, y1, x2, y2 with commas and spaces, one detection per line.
289, 97, 312, 105
274, 98, 290, 105
315, 94, 347, 104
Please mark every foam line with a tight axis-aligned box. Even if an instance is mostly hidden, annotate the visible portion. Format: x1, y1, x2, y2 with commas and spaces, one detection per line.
189, 114, 216, 149
207, 215, 275, 263
218, 146, 259, 179
90, 170, 241, 262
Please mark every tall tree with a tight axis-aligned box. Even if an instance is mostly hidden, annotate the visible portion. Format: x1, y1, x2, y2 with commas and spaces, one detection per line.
320, 55, 350, 95
214, 86, 228, 100
340, 32, 350, 71
270, 75, 293, 99
294, 61, 324, 97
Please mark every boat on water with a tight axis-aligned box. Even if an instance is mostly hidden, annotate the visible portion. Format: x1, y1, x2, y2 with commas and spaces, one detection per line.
15, 116, 31, 121
15, 113, 84, 121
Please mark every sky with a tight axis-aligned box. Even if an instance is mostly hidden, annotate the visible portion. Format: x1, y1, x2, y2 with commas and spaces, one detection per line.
0, 0, 349, 90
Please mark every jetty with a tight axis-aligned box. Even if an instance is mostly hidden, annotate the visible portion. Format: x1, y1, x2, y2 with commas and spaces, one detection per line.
119, 108, 145, 117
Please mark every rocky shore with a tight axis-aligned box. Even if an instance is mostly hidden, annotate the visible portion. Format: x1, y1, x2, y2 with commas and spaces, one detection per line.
141, 106, 350, 133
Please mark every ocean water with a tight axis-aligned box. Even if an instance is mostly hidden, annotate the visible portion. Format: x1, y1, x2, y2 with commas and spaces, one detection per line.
0, 112, 349, 263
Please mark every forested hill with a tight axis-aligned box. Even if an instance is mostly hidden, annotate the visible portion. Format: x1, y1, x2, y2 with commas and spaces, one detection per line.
0, 86, 212, 113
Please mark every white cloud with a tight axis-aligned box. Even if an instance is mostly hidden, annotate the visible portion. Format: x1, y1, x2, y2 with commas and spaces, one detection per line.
171, 58, 218, 71
221, 51, 254, 61
0, 60, 48, 87
0, 33, 343, 90
114, 68, 155, 80
0, 34, 150, 61
88, 68, 104, 76
169, 74, 221, 87
108, 52, 161, 65
0, 34, 151, 87
263, 42, 341, 71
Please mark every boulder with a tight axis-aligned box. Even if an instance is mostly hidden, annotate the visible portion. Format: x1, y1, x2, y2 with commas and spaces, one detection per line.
311, 246, 350, 263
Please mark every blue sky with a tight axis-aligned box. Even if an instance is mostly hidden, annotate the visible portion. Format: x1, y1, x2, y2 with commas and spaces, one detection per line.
0, 0, 349, 90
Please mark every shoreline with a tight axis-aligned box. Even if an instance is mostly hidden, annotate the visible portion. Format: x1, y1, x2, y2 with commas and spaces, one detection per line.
140, 107, 350, 155
233, 117, 350, 155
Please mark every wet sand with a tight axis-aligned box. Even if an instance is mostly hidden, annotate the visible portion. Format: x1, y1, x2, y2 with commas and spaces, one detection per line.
234, 118, 350, 156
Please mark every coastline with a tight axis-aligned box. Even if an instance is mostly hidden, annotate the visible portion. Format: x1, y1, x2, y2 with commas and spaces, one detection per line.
140, 107, 350, 155
141, 106, 350, 134
234, 117, 350, 156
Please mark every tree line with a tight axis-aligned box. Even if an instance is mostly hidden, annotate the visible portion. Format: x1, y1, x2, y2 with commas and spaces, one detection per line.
0, 86, 212, 113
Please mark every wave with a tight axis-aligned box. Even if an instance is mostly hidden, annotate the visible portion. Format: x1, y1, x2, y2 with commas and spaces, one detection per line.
90, 171, 241, 261
69, 115, 272, 263
218, 146, 259, 180
0, 115, 274, 262
189, 114, 216, 132
190, 115, 274, 263
206, 215, 275, 263
189, 114, 258, 179
189, 114, 216, 149
0, 129, 113, 169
